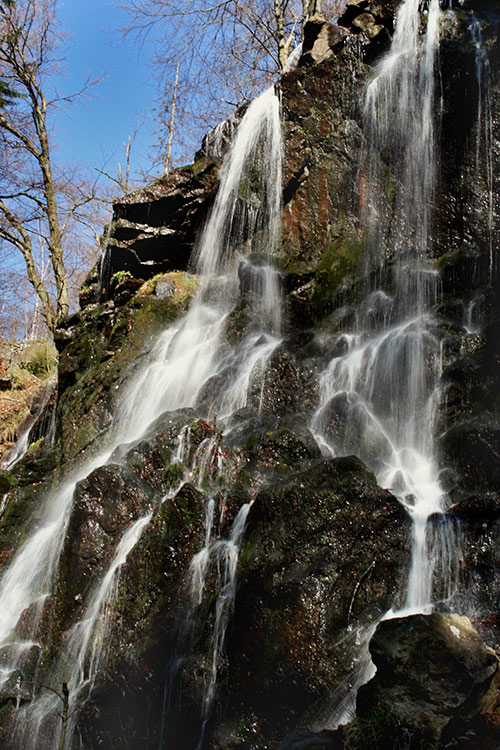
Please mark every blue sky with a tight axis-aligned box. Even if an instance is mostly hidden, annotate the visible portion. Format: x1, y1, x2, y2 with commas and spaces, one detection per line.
55, 0, 159, 183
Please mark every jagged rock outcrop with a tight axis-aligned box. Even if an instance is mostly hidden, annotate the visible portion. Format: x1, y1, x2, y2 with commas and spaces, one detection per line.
100, 160, 219, 292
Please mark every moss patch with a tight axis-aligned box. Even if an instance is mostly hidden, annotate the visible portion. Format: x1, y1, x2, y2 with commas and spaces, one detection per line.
136, 271, 199, 304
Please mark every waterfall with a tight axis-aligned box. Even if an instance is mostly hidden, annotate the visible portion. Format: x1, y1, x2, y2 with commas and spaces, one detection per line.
195, 87, 282, 280
2, 84, 283, 750
153, 88, 283, 749
312, 0, 458, 615
1, 380, 56, 472
14, 513, 153, 749
307, 0, 465, 730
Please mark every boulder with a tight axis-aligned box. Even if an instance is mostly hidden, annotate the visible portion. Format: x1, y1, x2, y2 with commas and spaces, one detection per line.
441, 417, 500, 490
217, 455, 410, 746
355, 613, 500, 748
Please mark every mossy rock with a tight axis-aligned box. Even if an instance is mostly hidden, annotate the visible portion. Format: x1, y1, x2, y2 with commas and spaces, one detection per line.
217, 456, 410, 746
136, 271, 199, 304
56, 293, 194, 462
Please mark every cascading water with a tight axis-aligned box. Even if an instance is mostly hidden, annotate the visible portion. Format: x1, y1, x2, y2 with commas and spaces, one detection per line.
0, 380, 56, 472
313, 0, 458, 615
13, 513, 153, 749
309, 0, 463, 728
3, 84, 283, 750
154, 87, 283, 750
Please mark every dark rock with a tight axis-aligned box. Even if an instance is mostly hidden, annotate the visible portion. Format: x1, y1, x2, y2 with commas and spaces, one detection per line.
78, 480, 207, 750
337, 0, 396, 41
441, 417, 500, 490
352, 12, 376, 30
197, 109, 242, 162
79, 261, 101, 309
101, 161, 219, 293
355, 613, 500, 748
60, 463, 156, 622
276, 729, 342, 750
300, 16, 348, 66
448, 492, 500, 648
219, 457, 410, 745
108, 272, 143, 305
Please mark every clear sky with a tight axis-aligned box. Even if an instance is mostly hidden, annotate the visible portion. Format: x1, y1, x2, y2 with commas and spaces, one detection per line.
55, 0, 159, 185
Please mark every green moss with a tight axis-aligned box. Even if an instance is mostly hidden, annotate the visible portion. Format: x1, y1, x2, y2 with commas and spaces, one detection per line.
162, 463, 185, 488
0, 472, 17, 494
317, 236, 362, 287
58, 292, 193, 460
107, 318, 131, 350
191, 156, 217, 179
110, 270, 133, 285
308, 235, 364, 318
381, 161, 396, 204
136, 272, 199, 307
243, 433, 258, 453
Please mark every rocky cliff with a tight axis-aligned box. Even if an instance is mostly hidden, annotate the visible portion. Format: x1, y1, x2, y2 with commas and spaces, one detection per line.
0, 1, 499, 749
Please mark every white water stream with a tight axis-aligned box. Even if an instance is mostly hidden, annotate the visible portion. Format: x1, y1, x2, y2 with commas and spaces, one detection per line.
470, 13, 494, 276
310, 0, 462, 728
196, 503, 251, 750
313, 0, 455, 614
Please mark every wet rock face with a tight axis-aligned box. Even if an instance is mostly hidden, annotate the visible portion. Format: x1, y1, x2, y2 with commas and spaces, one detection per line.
437, 4, 500, 271
55, 276, 199, 463
280, 37, 366, 321
55, 424, 411, 750
75, 479, 207, 750
448, 492, 500, 649
354, 613, 500, 748
60, 463, 155, 623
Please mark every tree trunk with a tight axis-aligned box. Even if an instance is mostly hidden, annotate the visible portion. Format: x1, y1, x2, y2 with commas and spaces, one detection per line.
37, 106, 69, 325
164, 62, 180, 177
274, 0, 288, 71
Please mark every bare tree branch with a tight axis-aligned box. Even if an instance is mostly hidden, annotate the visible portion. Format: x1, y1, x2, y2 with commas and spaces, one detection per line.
0, 0, 106, 335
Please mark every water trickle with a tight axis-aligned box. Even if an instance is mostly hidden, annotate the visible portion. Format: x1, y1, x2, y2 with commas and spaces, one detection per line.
13, 513, 152, 749
469, 14, 494, 276
0, 380, 56, 472
196, 503, 251, 750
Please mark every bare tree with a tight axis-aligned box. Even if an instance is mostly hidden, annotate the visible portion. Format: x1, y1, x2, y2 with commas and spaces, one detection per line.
164, 61, 179, 177
121, 0, 344, 166
0, 0, 103, 334
95, 122, 145, 197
